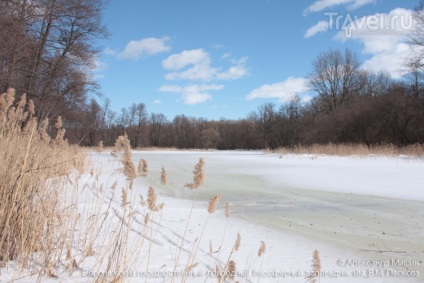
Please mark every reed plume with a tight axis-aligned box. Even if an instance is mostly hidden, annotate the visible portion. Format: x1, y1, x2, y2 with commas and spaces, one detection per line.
228, 260, 236, 281
122, 138, 136, 181
258, 241, 266, 257
112, 134, 137, 181
111, 181, 118, 191
225, 203, 230, 218
207, 194, 221, 214
209, 240, 213, 254
40, 118, 50, 143
184, 157, 205, 189
54, 116, 62, 129
144, 213, 150, 225
160, 166, 167, 185
121, 188, 128, 208
306, 249, 321, 283
147, 186, 164, 212
138, 159, 148, 176
235, 233, 241, 251
185, 262, 199, 272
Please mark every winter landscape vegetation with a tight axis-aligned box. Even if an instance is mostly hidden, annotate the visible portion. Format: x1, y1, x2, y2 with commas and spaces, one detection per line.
1, 0, 424, 282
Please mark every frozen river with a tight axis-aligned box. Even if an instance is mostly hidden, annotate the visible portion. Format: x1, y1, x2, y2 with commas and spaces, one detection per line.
131, 150, 424, 279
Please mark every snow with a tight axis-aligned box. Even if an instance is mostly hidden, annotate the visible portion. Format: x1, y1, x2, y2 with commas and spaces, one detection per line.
2, 151, 423, 282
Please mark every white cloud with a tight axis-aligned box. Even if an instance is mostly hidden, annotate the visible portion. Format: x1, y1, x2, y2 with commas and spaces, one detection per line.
362, 43, 410, 78
348, 0, 376, 10
118, 37, 171, 60
305, 21, 330, 38
304, 0, 375, 14
162, 49, 210, 70
335, 8, 415, 78
162, 49, 248, 81
159, 84, 224, 105
246, 77, 309, 102
153, 99, 161, 104
160, 50, 247, 104
165, 64, 217, 81
216, 57, 248, 80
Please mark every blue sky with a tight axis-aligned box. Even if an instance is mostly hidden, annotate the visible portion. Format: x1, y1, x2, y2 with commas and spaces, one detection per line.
94, 0, 417, 120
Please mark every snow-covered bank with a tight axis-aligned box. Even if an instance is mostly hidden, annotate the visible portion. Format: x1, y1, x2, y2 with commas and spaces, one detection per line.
2, 151, 423, 282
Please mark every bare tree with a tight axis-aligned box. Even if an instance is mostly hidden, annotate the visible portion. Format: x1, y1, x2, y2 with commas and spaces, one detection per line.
201, 127, 220, 149
249, 103, 278, 149
173, 115, 194, 148
149, 113, 167, 147
404, 1, 424, 96
308, 49, 362, 113
0, 0, 108, 120
277, 95, 301, 147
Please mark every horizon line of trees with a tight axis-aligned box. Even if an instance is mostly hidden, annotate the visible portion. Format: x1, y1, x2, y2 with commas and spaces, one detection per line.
64, 66, 424, 149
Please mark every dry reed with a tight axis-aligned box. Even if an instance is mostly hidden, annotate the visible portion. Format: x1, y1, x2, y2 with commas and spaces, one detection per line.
218, 233, 242, 283
138, 159, 148, 176
147, 186, 165, 212
225, 203, 230, 218
160, 166, 167, 185
0, 88, 85, 278
184, 157, 205, 189
276, 143, 424, 157
258, 241, 266, 257
228, 260, 236, 281
207, 194, 221, 214
235, 233, 241, 251
306, 249, 321, 283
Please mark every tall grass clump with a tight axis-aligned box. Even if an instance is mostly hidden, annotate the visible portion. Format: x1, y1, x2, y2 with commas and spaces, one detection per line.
0, 88, 85, 276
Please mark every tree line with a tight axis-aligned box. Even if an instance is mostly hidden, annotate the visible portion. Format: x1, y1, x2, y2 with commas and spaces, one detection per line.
62, 46, 424, 149
1, 0, 424, 149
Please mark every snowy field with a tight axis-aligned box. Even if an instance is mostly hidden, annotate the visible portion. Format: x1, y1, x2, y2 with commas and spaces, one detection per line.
3, 150, 423, 282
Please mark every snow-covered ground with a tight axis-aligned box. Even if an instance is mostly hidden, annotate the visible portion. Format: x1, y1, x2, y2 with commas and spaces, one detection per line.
2, 151, 423, 282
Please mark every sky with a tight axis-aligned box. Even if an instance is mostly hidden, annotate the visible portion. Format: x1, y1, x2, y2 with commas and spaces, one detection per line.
94, 0, 418, 120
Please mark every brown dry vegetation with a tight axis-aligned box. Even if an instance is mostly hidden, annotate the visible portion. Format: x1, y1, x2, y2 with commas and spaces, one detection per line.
276, 143, 424, 157
0, 88, 85, 274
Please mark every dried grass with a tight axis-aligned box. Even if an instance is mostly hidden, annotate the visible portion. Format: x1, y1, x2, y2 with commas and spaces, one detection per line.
138, 158, 148, 176
258, 241, 266, 257
160, 166, 167, 185
306, 249, 321, 283
207, 194, 221, 214
147, 186, 164, 212
0, 89, 85, 275
225, 203, 230, 218
184, 157, 205, 189
276, 143, 424, 157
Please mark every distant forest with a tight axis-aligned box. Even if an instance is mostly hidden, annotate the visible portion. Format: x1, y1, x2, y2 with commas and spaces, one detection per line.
1, 0, 424, 149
